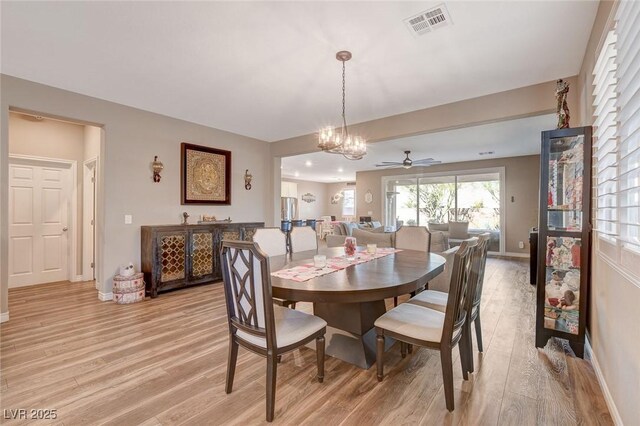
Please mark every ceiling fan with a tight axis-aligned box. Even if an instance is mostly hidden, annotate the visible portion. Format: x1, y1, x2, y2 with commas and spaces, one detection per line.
375, 150, 441, 169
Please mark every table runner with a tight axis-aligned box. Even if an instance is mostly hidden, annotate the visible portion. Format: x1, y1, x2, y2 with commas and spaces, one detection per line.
271, 248, 402, 282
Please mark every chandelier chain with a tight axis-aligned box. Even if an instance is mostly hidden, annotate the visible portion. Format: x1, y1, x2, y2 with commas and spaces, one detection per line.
342, 60, 347, 135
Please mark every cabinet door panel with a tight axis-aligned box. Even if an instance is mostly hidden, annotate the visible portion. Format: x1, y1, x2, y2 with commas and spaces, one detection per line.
190, 230, 215, 280
157, 231, 187, 284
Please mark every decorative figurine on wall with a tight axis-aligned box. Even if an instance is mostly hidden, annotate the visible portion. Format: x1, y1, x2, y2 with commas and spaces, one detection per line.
152, 156, 164, 182
182, 211, 190, 225
555, 79, 570, 129
301, 192, 316, 203
244, 169, 252, 190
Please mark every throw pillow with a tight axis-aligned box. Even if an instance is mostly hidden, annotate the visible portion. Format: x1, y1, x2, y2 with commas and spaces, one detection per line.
428, 222, 449, 232
448, 221, 469, 239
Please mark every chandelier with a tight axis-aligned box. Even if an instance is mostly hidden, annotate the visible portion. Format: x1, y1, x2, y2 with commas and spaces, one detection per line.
318, 51, 367, 160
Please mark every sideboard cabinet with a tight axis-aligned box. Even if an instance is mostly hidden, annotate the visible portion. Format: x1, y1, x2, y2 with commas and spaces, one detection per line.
141, 222, 264, 297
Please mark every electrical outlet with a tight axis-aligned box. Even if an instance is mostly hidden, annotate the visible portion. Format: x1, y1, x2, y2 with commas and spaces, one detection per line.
518, 241, 525, 249
124, 215, 133, 225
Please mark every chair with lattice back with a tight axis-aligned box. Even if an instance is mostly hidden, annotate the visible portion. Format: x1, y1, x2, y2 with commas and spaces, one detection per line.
221, 240, 327, 422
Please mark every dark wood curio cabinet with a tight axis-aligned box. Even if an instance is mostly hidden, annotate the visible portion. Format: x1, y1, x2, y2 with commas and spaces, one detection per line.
536, 126, 592, 358
141, 222, 263, 297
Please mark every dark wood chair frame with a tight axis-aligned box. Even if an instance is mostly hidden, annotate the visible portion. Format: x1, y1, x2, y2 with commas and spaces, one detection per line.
461, 232, 491, 374
221, 240, 326, 422
375, 238, 479, 412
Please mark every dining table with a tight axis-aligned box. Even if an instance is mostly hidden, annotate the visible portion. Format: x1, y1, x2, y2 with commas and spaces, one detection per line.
269, 247, 446, 369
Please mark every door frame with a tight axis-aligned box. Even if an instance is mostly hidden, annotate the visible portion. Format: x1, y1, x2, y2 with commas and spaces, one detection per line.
82, 158, 97, 282
8, 154, 79, 284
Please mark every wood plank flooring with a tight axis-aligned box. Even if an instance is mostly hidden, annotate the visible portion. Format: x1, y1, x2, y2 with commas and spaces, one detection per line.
0, 258, 612, 425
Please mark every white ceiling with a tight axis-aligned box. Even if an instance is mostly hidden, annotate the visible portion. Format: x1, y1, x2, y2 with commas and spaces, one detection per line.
281, 113, 556, 182
1, 1, 597, 142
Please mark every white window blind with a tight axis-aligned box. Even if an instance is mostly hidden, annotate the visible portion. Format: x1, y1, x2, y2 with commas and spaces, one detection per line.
593, 30, 618, 240
616, 1, 640, 251
593, 3, 640, 280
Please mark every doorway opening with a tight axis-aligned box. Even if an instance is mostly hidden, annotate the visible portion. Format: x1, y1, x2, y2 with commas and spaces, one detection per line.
7, 111, 102, 288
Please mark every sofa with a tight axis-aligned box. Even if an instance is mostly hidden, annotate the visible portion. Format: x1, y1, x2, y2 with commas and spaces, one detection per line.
326, 226, 458, 293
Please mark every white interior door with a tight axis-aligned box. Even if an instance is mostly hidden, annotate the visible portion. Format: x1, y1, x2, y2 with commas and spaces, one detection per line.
9, 162, 70, 287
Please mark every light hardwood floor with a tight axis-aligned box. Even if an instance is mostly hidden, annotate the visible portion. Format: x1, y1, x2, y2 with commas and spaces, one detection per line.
1, 258, 612, 425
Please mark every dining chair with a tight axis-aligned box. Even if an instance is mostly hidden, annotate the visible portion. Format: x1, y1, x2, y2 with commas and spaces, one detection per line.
395, 226, 431, 252
253, 228, 287, 257
393, 226, 431, 306
374, 238, 478, 412
221, 240, 327, 422
253, 228, 297, 309
319, 216, 334, 240
407, 233, 490, 374
290, 226, 318, 253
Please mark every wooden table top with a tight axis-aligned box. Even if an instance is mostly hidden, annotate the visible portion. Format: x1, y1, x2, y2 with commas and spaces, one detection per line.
269, 247, 446, 304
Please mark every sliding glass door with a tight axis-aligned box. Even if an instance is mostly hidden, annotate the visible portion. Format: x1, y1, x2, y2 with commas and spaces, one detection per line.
384, 170, 503, 251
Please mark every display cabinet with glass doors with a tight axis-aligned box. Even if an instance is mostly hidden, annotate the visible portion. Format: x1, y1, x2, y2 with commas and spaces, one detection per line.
536, 126, 592, 358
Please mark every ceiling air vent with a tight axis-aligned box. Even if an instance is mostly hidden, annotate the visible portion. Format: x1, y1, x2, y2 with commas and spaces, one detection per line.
404, 3, 452, 37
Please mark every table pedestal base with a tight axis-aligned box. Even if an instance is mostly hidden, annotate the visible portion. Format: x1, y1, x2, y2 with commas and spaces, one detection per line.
312, 301, 394, 369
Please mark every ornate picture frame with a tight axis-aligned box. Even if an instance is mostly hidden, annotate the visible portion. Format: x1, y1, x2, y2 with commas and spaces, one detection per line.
181, 142, 231, 205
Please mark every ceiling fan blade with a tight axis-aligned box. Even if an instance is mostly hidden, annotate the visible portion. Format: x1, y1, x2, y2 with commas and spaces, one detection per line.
375, 163, 399, 167
378, 161, 402, 164
413, 159, 441, 164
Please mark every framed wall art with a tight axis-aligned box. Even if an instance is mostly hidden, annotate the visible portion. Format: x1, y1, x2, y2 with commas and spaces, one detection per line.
181, 142, 231, 205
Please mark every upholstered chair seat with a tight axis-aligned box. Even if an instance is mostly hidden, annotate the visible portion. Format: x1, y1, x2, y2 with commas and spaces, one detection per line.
237, 304, 327, 348
374, 303, 446, 343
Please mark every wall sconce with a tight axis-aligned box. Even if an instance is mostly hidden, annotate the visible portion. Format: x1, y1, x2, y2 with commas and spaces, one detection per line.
244, 169, 253, 190
152, 156, 164, 182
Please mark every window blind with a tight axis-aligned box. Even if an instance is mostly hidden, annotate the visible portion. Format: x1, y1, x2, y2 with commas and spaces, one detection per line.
593, 30, 618, 240
615, 1, 640, 250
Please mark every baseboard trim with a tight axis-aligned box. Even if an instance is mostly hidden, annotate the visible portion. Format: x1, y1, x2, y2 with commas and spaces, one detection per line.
488, 251, 530, 259
71, 275, 84, 282
98, 291, 113, 301
0, 311, 9, 323
585, 336, 623, 425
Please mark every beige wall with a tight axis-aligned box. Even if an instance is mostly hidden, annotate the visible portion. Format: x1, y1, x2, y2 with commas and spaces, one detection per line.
8, 112, 86, 273
356, 155, 539, 254
281, 178, 328, 220
576, 1, 639, 424
1, 74, 271, 317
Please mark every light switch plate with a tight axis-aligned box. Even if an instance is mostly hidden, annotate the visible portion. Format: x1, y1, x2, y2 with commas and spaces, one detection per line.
124, 215, 132, 225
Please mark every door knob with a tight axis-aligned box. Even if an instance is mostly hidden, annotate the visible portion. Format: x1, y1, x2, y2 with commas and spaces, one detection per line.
62, 227, 68, 231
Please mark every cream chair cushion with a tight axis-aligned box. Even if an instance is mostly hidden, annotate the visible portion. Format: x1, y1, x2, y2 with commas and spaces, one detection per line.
290, 226, 318, 252
427, 247, 459, 292
395, 226, 430, 252
407, 290, 448, 313
237, 305, 327, 348
374, 303, 444, 343
253, 228, 287, 257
